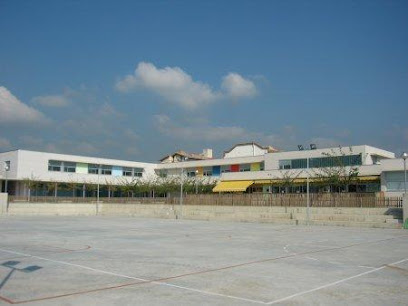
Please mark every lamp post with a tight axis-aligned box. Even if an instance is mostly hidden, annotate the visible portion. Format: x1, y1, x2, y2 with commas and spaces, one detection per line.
3, 161, 10, 194
96, 164, 100, 215
180, 168, 184, 218
402, 152, 407, 194
306, 157, 310, 225
195, 169, 199, 194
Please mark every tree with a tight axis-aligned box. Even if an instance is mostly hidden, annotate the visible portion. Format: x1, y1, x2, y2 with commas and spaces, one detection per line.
45, 181, 58, 197
66, 180, 81, 197
21, 176, 41, 201
312, 146, 360, 193
119, 178, 136, 197
105, 179, 119, 198
274, 170, 303, 193
83, 181, 99, 197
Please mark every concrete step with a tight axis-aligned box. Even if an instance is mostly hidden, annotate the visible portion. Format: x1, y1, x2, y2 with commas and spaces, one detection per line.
294, 213, 401, 223
235, 212, 292, 219
241, 218, 298, 225
298, 219, 403, 229
287, 207, 402, 217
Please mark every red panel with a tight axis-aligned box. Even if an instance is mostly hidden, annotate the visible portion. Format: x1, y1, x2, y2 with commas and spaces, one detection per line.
230, 164, 240, 172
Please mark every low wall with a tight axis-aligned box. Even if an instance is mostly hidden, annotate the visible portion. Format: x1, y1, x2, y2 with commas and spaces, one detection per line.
3, 200, 403, 229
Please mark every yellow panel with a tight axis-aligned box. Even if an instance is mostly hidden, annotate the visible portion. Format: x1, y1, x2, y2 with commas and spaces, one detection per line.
212, 180, 254, 192
253, 180, 272, 184
250, 163, 261, 171
196, 167, 203, 177
354, 176, 380, 182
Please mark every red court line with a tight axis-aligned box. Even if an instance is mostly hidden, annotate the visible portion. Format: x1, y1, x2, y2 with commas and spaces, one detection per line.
0, 295, 14, 304
149, 235, 408, 283
23, 244, 91, 254
2, 235, 407, 304
0, 281, 145, 304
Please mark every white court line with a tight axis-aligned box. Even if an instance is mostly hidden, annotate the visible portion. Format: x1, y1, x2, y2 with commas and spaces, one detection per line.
266, 258, 408, 305
303, 257, 375, 269
0, 248, 149, 282
0, 248, 266, 305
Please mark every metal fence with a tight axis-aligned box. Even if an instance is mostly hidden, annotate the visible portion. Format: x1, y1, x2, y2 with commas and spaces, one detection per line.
8, 193, 403, 208
8, 196, 168, 204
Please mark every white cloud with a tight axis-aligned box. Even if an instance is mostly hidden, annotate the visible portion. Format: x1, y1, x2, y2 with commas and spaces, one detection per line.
32, 95, 70, 107
116, 62, 258, 109
221, 73, 257, 98
0, 86, 49, 125
154, 114, 258, 142
116, 62, 218, 109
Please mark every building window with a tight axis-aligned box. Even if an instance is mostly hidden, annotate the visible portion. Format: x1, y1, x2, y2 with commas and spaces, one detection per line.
88, 164, 99, 174
158, 170, 167, 178
279, 155, 362, 170
4, 161, 10, 171
48, 160, 62, 172
309, 155, 362, 168
291, 159, 307, 169
385, 171, 405, 191
63, 162, 76, 173
122, 167, 132, 177
240, 164, 250, 172
279, 160, 291, 170
260, 162, 265, 171
221, 165, 230, 173
187, 171, 196, 177
203, 170, 212, 176
134, 168, 143, 177
101, 165, 112, 175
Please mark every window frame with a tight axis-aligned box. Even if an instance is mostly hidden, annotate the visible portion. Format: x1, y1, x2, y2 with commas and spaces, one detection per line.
48, 160, 62, 172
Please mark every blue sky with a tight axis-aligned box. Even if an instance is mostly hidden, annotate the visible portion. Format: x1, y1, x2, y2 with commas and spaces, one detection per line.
0, 0, 407, 161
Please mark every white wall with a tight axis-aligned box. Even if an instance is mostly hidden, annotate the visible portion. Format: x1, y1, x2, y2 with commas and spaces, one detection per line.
157, 155, 264, 170
224, 144, 266, 158
0, 150, 19, 180
264, 145, 394, 170
1, 150, 157, 184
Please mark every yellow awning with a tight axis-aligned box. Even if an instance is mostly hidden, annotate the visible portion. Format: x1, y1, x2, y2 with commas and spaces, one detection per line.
253, 179, 272, 184
355, 176, 380, 182
213, 180, 254, 192
252, 176, 379, 185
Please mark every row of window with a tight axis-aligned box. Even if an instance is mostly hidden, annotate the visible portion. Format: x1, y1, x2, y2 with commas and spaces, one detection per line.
279, 155, 362, 170
48, 160, 144, 177
158, 162, 265, 178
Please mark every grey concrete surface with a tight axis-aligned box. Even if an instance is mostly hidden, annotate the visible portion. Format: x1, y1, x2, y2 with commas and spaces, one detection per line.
0, 216, 407, 305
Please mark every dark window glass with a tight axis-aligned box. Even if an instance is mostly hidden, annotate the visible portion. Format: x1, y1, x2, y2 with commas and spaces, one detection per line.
48, 160, 62, 172
133, 168, 143, 177
101, 165, 112, 175
63, 162, 76, 173
88, 164, 99, 174
123, 167, 132, 176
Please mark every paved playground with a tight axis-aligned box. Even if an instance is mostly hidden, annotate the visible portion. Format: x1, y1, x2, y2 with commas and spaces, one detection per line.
0, 216, 407, 305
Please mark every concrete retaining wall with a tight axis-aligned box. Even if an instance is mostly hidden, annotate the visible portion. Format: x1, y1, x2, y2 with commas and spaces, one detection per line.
2, 197, 403, 229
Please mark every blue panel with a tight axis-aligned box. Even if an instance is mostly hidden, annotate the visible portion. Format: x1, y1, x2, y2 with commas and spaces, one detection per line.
212, 166, 221, 176
112, 166, 122, 177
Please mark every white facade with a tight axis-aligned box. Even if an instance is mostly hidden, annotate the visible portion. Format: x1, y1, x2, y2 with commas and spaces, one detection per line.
0, 150, 157, 185
264, 145, 394, 170
223, 143, 268, 158
0, 144, 406, 196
